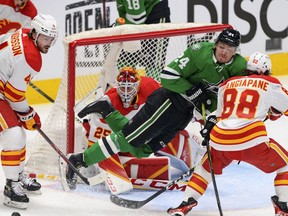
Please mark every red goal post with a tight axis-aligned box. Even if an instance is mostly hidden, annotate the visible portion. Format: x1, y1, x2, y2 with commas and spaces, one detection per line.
25, 22, 231, 179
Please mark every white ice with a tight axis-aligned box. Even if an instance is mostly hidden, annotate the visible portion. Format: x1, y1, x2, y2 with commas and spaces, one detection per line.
1, 76, 288, 216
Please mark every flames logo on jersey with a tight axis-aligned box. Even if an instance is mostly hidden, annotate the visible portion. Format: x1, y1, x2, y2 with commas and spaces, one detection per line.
0, 19, 21, 35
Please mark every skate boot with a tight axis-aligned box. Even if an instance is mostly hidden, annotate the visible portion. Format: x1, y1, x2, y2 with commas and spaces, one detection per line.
3, 179, 29, 209
19, 172, 41, 195
167, 197, 198, 216
78, 95, 115, 119
271, 195, 288, 216
66, 153, 87, 190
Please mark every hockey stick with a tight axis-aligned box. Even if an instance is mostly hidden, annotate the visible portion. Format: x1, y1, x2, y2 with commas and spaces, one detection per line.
29, 82, 55, 103
201, 104, 223, 216
35, 127, 91, 185
110, 166, 195, 209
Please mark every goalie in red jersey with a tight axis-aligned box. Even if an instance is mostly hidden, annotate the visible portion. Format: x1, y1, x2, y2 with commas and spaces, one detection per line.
70, 66, 204, 194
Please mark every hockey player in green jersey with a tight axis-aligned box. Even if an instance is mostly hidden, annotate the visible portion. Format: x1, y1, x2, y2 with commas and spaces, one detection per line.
115, 0, 170, 77
116, 0, 170, 24
65, 28, 247, 190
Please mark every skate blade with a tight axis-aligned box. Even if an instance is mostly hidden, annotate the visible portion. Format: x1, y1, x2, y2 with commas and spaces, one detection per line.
3, 197, 28, 210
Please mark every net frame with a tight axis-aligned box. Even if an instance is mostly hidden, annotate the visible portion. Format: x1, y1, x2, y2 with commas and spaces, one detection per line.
66, 23, 230, 152
26, 22, 231, 178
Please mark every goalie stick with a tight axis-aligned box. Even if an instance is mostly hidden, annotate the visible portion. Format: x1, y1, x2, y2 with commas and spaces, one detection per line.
110, 166, 195, 209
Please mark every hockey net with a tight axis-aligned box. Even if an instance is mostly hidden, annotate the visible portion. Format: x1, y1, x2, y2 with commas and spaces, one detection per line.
25, 22, 231, 179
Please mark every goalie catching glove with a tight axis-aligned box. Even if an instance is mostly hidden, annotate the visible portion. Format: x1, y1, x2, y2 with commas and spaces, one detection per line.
200, 115, 217, 145
186, 84, 211, 112
17, 106, 41, 130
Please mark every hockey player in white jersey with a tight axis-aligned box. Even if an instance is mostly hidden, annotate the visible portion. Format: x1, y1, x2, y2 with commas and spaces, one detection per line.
0, 14, 57, 209
0, 0, 38, 35
168, 52, 288, 216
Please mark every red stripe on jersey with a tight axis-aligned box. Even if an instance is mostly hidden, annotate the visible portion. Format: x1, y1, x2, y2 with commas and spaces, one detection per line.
274, 172, 288, 187
4, 82, 25, 102
210, 121, 267, 145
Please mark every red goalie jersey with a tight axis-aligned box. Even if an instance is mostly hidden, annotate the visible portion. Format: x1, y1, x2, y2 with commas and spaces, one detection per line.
84, 75, 160, 146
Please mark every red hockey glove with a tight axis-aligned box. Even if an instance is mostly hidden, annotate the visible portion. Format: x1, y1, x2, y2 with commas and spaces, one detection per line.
17, 106, 41, 130
268, 107, 282, 121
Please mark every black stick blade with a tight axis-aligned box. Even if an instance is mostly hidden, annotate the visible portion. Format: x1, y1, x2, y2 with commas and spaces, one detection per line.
110, 195, 145, 209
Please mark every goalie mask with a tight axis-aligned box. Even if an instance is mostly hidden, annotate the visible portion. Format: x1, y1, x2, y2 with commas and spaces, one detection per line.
245, 52, 272, 75
31, 14, 58, 46
116, 67, 140, 108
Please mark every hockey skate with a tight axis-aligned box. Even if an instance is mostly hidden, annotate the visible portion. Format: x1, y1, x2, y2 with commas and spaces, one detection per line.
167, 197, 198, 216
19, 172, 41, 195
77, 95, 115, 119
3, 179, 29, 209
65, 153, 87, 190
271, 195, 288, 216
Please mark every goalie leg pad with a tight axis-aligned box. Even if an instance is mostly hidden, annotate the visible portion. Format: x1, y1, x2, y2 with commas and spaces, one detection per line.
98, 154, 132, 195
122, 156, 170, 180
156, 130, 192, 172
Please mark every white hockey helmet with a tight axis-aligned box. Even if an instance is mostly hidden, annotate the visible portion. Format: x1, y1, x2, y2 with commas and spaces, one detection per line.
247, 52, 272, 75
31, 14, 58, 45
116, 66, 140, 108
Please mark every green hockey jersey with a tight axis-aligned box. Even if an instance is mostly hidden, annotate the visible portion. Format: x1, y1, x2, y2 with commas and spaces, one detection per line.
116, 0, 161, 24
161, 42, 247, 112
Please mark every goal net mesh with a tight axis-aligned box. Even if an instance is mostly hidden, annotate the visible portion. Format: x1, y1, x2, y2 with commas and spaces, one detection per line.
25, 22, 230, 179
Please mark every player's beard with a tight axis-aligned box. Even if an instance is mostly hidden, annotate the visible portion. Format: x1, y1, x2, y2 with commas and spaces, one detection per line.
39, 45, 50, 54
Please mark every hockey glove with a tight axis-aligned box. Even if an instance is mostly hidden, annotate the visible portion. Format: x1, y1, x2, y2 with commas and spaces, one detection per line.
186, 84, 211, 112
267, 107, 282, 121
17, 106, 41, 130
200, 115, 217, 146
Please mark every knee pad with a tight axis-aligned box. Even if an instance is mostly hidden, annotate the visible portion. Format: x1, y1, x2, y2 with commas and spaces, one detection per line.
0, 126, 26, 150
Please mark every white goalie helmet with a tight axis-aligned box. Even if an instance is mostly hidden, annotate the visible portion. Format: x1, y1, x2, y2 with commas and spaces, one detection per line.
247, 52, 272, 75
116, 66, 140, 108
31, 14, 58, 45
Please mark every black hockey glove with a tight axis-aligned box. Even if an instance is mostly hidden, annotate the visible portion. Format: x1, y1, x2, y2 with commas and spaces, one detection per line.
200, 115, 217, 146
186, 84, 211, 112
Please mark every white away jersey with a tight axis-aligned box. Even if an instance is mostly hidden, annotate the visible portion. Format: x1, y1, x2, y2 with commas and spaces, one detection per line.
210, 74, 288, 151
0, 28, 42, 113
